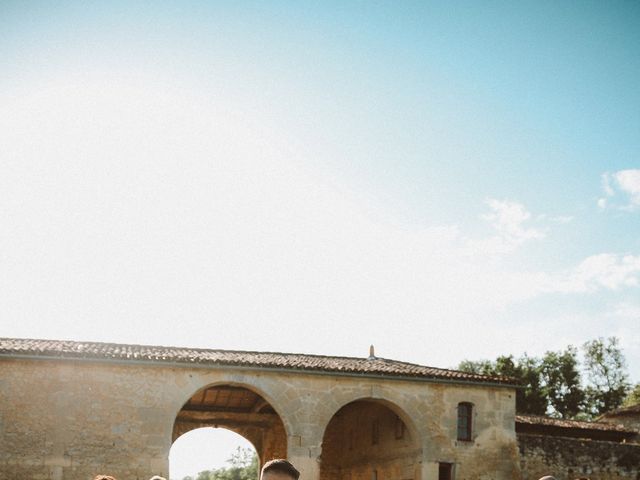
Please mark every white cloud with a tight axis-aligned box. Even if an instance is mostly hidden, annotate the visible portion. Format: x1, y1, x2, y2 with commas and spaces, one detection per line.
450, 252, 640, 306
466, 199, 546, 255
598, 169, 640, 211
615, 169, 640, 209
547, 253, 640, 293
482, 198, 545, 242
474, 253, 640, 302
597, 197, 608, 210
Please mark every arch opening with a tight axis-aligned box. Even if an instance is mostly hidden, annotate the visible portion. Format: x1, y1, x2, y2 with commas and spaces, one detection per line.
320, 400, 422, 480
170, 428, 258, 480
173, 384, 288, 468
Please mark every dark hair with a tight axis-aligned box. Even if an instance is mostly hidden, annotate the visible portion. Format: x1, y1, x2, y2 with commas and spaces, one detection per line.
261, 459, 300, 480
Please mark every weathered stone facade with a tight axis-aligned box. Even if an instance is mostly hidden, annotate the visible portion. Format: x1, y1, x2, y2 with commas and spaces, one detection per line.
600, 405, 640, 438
0, 339, 520, 480
515, 413, 640, 480
518, 434, 640, 480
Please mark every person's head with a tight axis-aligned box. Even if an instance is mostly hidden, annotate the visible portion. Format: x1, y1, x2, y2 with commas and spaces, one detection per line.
93, 476, 117, 480
149, 477, 167, 480
261, 459, 300, 480
538, 477, 556, 480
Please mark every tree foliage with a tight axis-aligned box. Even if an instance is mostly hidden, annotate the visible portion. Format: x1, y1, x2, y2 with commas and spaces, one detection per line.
457, 336, 632, 419
541, 346, 584, 418
582, 337, 630, 416
181, 447, 258, 480
516, 354, 547, 416
458, 355, 547, 415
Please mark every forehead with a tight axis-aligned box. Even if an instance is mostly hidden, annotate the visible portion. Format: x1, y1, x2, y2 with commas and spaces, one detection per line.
262, 471, 296, 480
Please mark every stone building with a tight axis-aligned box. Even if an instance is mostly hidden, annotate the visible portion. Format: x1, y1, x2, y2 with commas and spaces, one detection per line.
0, 338, 519, 480
599, 404, 640, 435
2, 338, 639, 480
515, 414, 640, 479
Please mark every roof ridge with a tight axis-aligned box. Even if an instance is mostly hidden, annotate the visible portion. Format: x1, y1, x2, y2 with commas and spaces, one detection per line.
376, 356, 516, 382
597, 402, 640, 419
0, 336, 518, 385
0, 336, 377, 361
516, 413, 628, 427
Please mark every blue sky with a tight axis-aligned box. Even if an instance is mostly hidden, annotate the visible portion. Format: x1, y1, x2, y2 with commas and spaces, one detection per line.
2, 2, 640, 476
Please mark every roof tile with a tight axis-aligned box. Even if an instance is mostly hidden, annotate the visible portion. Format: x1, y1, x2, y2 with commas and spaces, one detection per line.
0, 337, 516, 385
516, 414, 632, 433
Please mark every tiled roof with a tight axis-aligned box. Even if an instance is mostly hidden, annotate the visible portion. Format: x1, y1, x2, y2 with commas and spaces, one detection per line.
516, 414, 632, 433
599, 403, 640, 417
0, 337, 516, 385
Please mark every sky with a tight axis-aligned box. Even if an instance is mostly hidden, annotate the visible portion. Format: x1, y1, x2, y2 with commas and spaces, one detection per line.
1, 1, 639, 478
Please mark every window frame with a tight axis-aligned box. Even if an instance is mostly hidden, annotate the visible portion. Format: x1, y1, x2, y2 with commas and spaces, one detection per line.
456, 402, 473, 442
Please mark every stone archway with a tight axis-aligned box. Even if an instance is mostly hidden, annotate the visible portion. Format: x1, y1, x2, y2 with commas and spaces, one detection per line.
320, 399, 422, 480
173, 384, 288, 465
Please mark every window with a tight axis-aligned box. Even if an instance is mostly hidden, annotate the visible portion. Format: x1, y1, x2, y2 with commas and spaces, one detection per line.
457, 402, 472, 441
438, 463, 453, 480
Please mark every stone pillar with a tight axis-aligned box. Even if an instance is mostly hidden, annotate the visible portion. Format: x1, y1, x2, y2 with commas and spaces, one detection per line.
288, 434, 322, 480
150, 456, 169, 479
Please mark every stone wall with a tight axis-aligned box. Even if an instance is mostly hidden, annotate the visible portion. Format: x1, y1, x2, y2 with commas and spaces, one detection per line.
0, 356, 519, 480
518, 434, 640, 480
0, 358, 175, 480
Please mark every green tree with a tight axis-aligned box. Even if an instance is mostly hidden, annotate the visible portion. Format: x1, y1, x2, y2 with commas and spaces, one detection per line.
492, 355, 547, 415
457, 355, 547, 415
457, 359, 495, 375
541, 346, 585, 418
492, 355, 519, 378
182, 447, 258, 480
457, 337, 634, 419
223, 446, 258, 480
582, 337, 630, 416
516, 354, 547, 416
